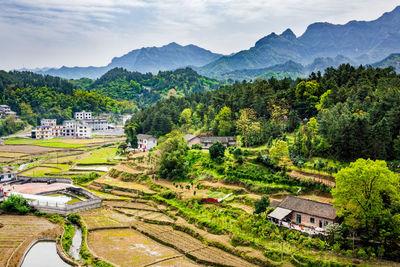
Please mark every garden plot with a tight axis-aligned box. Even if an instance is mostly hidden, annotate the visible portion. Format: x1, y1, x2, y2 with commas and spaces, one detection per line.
80, 208, 136, 229
88, 229, 194, 267
0, 215, 59, 267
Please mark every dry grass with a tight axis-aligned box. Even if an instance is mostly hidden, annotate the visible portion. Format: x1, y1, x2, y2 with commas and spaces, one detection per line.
88, 229, 187, 267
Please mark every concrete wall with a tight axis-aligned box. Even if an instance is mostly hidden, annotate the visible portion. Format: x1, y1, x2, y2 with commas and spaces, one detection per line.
17, 176, 73, 184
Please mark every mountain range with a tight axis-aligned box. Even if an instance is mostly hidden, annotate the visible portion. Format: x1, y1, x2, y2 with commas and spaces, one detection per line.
32, 5, 400, 80
36, 43, 222, 79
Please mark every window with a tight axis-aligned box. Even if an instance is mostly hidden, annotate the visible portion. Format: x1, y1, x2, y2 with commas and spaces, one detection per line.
324, 221, 329, 227
296, 214, 301, 224
310, 217, 315, 224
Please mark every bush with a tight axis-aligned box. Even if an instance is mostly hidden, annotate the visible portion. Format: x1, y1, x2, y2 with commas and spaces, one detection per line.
73, 172, 100, 184
209, 141, 226, 160
254, 195, 270, 214
1, 195, 30, 214
191, 144, 202, 150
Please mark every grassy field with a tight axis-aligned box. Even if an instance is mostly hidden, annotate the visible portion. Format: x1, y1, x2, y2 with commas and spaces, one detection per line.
19, 164, 70, 177
5, 137, 85, 148
76, 147, 118, 164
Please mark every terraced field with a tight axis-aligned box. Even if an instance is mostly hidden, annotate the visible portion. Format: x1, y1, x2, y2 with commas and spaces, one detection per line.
0, 215, 60, 267
88, 229, 199, 267
80, 208, 136, 229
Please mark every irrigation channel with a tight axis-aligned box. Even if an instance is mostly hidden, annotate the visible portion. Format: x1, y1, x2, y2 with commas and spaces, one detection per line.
21, 241, 71, 267
69, 225, 82, 260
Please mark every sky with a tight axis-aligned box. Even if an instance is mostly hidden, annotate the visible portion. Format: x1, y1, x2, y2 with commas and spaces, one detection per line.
0, 0, 399, 70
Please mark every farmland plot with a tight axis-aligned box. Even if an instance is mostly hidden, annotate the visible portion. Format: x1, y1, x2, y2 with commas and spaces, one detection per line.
88, 229, 199, 267
80, 208, 136, 229
0, 215, 59, 267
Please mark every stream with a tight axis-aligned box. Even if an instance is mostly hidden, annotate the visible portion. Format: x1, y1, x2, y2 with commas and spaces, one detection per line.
21, 241, 71, 267
69, 225, 82, 260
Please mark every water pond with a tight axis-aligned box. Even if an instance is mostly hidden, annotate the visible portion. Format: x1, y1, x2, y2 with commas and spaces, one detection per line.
21, 241, 71, 267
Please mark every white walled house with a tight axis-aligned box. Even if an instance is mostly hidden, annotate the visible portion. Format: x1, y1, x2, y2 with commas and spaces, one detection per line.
83, 119, 108, 131
137, 134, 157, 151
74, 111, 92, 120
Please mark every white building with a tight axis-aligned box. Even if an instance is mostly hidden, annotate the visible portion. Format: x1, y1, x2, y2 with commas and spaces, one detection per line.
137, 134, 158, 151
74, 111, 92, 120
0, 171, 15, 182
83, 119, 108, 131
40, 119, 57, 127
76, 124, 92, 138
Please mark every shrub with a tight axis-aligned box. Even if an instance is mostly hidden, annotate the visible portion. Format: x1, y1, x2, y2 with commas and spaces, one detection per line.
73, 172, 100, 184
191, 144, 202, 150
209, 141, 226, 160
254, 195, 270, 214
1, 195, 30, 214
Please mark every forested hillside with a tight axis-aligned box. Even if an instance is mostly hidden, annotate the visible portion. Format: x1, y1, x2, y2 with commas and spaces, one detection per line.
127, 64, 400, 162
0, 71, 135, 126
77, 67, 220, 108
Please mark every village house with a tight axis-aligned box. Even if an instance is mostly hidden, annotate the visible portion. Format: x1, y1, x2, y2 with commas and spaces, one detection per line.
137, 134, 158, 151
199, 136, 236, 149
0, 105, 17, 118
74, 111, 92, 120
184, 134, 201, 147
32, 125, 53, 139
83, 119, 108, 131
0, 167, 16, 182
268, 196, 338, 231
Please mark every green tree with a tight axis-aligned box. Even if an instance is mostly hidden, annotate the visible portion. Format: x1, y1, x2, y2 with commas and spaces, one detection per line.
215, 106, 233, 136
158, 131, 188, 179
236, 108, 261, 147
1, 195, 30, 214
125, 123, 138, 148
332, 159, 400, 245
19, 102, 37, 125
209, 141, 226, 160
269, 140, 290, 167
179, 108, 193, 126
254, 195, 270, 214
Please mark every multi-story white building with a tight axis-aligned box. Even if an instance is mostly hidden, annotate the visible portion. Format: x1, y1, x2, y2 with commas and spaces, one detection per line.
76, 124, 92, 138
74, 111, 92, 120
62, 120, 91, 138
83, 119, 108, 131
40, 119, 57, 127
32, 126, 53, 139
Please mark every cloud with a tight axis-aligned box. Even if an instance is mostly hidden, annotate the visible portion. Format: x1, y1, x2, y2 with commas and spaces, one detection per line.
0, 0, 399, 70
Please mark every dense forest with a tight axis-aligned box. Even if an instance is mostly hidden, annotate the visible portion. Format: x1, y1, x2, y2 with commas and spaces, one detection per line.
74, 67, 220, 108
0, 71, 135, 126
127, 64, 400, 162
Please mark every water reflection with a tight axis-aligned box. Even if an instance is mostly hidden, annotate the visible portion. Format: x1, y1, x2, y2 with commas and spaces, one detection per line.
21, 241, 70, 267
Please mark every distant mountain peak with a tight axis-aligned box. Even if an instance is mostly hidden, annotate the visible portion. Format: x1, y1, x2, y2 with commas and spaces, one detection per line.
281, 28, 296, 40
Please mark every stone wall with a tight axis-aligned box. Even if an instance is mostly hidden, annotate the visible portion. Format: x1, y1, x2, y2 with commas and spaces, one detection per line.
17, 175, 73, 184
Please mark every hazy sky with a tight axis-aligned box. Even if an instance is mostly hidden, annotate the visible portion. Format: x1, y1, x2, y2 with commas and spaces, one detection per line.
0, 0, 399, 70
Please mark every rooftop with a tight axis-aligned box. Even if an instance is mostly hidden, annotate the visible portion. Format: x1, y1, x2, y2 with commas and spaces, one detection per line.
200, 136, 236, 143
277, 196, 337, 220
137, 134, 157, 140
